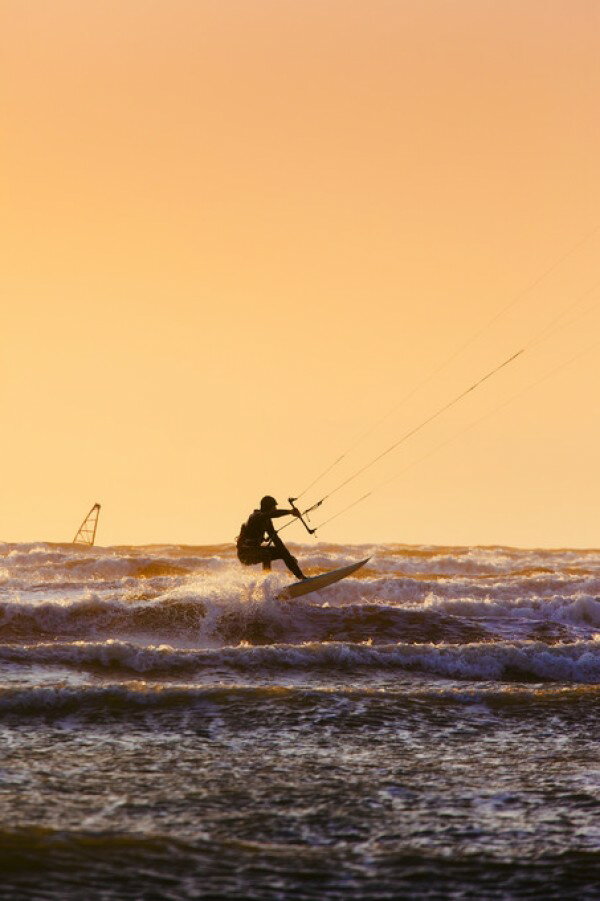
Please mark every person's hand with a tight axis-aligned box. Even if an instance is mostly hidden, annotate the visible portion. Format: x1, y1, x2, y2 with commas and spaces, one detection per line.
292, 508, 302, 518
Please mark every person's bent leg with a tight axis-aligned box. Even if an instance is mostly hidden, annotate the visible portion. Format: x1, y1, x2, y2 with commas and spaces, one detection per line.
239, 546, 273, 571
283, 552, 305, 580
273, 539, 305, 580
262, 539, 306, 580
258, 546, 279, 572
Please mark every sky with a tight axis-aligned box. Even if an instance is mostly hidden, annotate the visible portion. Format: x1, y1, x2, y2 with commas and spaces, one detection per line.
1, 0, 599, 548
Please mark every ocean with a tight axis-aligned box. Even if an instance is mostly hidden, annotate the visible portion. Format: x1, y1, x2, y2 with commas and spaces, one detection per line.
0, 540, 599, 899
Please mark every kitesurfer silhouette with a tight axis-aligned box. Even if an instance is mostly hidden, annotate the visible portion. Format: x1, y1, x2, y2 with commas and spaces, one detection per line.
237, 496, 307, 580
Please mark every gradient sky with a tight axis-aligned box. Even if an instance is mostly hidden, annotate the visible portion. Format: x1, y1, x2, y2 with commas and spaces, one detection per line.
2, 0, 599, 547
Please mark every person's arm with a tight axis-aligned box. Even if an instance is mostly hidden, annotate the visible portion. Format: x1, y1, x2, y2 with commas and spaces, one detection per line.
263, 508, 301, 543
270, 508, 300, 519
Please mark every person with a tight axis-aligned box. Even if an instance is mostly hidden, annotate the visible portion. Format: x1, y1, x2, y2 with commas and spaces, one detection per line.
236, 495, 307, 580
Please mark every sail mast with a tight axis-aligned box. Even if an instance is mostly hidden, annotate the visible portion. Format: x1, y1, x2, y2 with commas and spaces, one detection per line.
72, 503, 101, 546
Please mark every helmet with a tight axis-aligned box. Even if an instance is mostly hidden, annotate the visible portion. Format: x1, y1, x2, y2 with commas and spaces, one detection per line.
260, 495, 278, 512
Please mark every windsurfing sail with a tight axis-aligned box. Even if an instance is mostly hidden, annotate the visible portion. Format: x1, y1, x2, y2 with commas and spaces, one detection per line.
277, 557, 370, 600
72, 503, 101, 546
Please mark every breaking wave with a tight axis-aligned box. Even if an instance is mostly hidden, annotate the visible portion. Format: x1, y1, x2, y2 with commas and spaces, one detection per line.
1, 638, 599, 683
2, 539, 600, 655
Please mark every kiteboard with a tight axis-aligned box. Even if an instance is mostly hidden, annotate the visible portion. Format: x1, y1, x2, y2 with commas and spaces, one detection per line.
276, 557, 370, 600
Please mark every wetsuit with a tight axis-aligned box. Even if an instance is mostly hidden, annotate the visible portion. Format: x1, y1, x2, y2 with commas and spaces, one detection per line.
236, 508, 305, 579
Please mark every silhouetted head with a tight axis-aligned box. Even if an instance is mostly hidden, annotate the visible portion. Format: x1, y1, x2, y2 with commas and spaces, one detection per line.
260, 495, 278, 512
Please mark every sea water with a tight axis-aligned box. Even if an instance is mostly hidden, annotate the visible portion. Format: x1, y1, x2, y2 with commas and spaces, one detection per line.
0, 541, 599, 898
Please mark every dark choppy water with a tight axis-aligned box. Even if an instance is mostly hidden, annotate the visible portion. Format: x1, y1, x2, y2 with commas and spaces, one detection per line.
1, 541, 600, 898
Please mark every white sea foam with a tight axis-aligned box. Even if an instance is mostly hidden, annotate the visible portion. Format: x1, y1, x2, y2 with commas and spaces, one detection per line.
421, 591, 600, 627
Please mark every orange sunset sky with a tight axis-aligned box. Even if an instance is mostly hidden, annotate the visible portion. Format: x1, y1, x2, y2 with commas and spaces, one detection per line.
1, 0, 599, 548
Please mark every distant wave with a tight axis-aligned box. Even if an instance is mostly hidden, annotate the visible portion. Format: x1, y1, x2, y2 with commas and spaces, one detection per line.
3, 541, 599, 577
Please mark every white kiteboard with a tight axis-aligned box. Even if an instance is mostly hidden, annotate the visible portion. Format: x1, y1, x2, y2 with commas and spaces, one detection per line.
276, 557, 370, 600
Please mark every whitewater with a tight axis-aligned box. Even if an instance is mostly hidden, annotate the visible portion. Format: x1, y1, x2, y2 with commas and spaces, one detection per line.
1, 540, 599, 898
